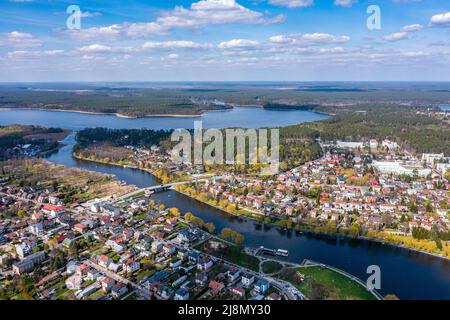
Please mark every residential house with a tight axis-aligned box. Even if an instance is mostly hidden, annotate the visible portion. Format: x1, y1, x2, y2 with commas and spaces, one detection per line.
12, 251, 45, 275
241, 273, 255, 287
231, 286, 245, 298
161, 286, 175, 300
101, 277, 116, 292
209, 280, 225, 296
197, 256, 214, 272
111, 282, 128, 298
98, 255, 112, 268
123, 258, 140, 273
65, 275, 83, 290
174, 288, 190, 300
227, 267, 241, 282
195, 272, 208, 286
254, 279, 270, 294
163, 244, 176, 256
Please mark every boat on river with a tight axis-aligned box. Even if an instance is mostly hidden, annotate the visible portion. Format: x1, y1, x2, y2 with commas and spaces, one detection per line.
260, 246, 289, 257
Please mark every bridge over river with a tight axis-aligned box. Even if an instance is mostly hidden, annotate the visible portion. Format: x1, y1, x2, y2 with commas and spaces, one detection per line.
114, 175, 224, 202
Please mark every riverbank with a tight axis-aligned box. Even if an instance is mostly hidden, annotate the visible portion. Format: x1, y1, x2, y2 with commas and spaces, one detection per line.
72, 152, 158, 176
175, 184, 450, 262
174, 186, 257, 218
359, 234, 450, 261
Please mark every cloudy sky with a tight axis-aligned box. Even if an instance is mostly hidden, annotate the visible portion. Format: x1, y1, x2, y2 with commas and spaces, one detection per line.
0, 0, 449, 81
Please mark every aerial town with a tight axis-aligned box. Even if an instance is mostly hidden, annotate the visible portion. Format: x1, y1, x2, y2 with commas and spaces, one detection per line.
0, 134, 448, 300
0, 176, 298, 300
178, 141, 449, 244
2, 0, 450, 310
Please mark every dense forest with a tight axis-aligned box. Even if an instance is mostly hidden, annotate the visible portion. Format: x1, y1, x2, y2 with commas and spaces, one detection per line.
75, 127, 172, 148
1, 82, 450, 117
0, 87, 232, 117
280, 106, 450, 154
74, 126, 323, 172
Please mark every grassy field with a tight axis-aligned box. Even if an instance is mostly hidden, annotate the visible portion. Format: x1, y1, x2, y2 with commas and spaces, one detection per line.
261, 260, 283, 274
279, 266, 376, 300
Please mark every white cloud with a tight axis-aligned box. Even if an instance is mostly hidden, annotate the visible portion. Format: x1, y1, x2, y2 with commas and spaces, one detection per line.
401, 24, 423, 32
7, 50, 64, 59
334, 0, 357, 8
383, 23, 423, 42
268, 0, 313, 8
430, 12, 450, 27
65, 25, 122, 41
80, 54, 105, 61
165, 53, 180, 60
78, 44, 134, 54
0, 31, 43, 48
76, 11, 102, 18
142, 41, 211, 50
71, 41, 211, 59
79, 44, 113, 53
383, 31, 410, 42
218, 39, 260, 49
66, 0, 284, 40
318, 47, 347, 53
270, 33, 350, 46
401, 51, 430, 58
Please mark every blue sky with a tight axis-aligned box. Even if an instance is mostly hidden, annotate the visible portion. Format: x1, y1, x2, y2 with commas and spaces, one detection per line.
0, 0, 449, 81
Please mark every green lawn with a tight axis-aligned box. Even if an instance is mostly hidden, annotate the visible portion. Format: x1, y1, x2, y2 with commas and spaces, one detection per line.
279, 266, 376, 300
124, 292, 139, 300
261, 260, 283, 274
135, 269, 156, 282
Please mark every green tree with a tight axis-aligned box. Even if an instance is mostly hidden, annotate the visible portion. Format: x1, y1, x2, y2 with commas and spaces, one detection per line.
205, 222, 216, 234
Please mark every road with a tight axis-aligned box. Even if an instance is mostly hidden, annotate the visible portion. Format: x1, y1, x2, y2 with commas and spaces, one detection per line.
84, 259, 152, 300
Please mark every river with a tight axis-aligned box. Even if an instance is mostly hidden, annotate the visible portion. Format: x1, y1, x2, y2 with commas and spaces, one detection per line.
1, 108, 449, 300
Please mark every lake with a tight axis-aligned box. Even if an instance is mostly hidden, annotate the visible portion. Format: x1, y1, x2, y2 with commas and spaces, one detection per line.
0, 107, 328, 130
1, 108, 450, 300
